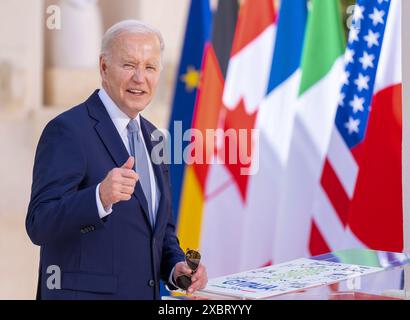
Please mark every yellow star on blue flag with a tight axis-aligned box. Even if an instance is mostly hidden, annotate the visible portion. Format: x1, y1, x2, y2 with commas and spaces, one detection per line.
180, 66, 201, 92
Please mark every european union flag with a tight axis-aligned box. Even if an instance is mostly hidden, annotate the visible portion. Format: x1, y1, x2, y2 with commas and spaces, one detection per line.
168, 0, 212, 221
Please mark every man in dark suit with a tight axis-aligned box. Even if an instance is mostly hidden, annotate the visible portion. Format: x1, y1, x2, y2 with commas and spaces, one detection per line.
26, 20, 207, 300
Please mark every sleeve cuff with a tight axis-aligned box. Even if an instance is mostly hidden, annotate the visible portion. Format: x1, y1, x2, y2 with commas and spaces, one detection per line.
165, 265, 181, 291
96, 183, 112, 219
168, 265, 177, 287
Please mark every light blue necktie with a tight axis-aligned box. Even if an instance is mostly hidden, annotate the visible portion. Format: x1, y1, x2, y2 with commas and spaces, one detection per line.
127, 119, 155, 226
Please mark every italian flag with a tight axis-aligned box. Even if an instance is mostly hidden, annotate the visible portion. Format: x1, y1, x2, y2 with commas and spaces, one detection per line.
273, 0, 346, 263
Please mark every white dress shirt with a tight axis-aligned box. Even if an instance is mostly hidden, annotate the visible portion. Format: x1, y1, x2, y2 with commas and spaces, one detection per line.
95, 88, 158, 219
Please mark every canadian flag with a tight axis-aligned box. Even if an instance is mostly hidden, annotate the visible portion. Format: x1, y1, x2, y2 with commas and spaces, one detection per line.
200, 0, 278, 276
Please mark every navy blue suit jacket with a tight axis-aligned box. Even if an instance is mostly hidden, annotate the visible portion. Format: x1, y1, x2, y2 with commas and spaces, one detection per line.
26, 90, 185, 300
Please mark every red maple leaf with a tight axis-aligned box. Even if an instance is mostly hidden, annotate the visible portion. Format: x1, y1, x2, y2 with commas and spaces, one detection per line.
219, 98, 258, 202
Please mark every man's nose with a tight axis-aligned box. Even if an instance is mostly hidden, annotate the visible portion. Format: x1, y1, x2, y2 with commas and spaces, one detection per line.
132, 67, 145, 83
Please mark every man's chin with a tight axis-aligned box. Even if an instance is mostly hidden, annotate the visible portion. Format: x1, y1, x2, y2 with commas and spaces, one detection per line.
126, 104, 149, 115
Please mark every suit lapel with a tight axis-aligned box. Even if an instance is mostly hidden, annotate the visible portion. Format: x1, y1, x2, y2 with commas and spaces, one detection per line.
86, 91, 151, 228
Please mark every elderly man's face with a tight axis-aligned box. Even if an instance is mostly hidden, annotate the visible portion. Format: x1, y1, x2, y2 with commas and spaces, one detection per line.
100, 32, 161, 118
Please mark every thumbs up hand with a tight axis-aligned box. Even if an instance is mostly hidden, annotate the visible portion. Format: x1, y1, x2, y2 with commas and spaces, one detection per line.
99, 157, 139, 210
121, 156, 135, 170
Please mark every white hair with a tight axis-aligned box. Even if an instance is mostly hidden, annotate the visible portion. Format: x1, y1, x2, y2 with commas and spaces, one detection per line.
100, 19, 165, 64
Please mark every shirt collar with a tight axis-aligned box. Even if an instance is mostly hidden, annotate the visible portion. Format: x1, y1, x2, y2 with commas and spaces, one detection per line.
98, 88, 141, 134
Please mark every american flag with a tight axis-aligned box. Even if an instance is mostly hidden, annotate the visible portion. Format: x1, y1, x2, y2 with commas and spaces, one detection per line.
309, 0, 403, 254
336, 0, 390, 148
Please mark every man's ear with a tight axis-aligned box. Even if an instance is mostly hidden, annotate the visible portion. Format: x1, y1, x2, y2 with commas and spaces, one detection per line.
99, 55, 107, 78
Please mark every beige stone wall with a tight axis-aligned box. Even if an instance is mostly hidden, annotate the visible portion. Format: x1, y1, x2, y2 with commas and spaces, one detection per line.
0, 0, 190, 299
0, 0, 43, 113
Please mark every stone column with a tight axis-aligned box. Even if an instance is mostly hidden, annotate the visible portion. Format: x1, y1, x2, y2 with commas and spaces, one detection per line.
99, 0, 139, 32
0, 0, 43, 112
44, 0, 102, 106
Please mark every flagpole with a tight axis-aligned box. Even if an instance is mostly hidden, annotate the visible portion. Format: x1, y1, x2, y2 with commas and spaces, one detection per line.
402, 0, 410, 299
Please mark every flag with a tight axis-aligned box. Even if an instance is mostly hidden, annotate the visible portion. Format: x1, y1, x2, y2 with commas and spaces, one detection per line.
273, 0, 346, 263
177, 0, 239, 252
168, 0, 212, 220
198, 0, 278, 277
211, 0, 240, 78
310, 0, 402, 255
252, 0, 308, 267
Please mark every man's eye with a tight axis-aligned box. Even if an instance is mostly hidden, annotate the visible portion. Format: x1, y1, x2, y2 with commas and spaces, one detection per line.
123, 64, 134, 69
147, 66, 156, 71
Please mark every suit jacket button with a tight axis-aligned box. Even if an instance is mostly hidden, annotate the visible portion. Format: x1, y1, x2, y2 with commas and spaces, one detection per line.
148, 280, 155, 287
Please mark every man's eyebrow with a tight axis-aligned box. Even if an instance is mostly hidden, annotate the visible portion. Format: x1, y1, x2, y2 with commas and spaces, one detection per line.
119, 57, 160, 66
121, 57, 136, 63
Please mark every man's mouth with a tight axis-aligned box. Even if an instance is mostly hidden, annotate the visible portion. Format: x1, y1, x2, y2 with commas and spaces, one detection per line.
126, 89, 146, 96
